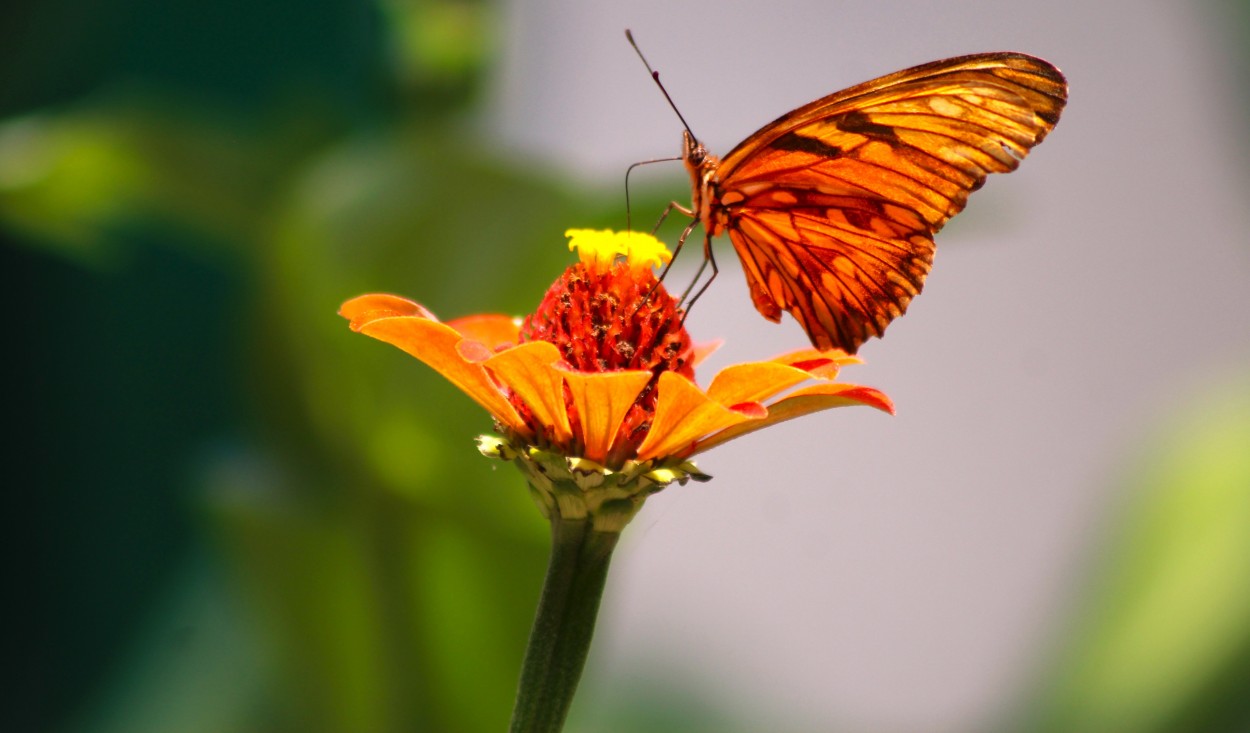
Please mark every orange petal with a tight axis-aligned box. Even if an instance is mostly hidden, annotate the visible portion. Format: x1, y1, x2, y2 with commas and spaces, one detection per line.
778, 382, 894, 415
484, 342, 572, 444
348, 311, 530, 437
706, 361, 814, 406
447, 314, 521, 351
706, 348, 871, 406
456, 338, 494, 363
770, 348, 862, 379
691, 382, 895, 456
340, 293, 437, 329
690, 339, 724, 367
561, 369, 653, 464
636, 372, 756, 461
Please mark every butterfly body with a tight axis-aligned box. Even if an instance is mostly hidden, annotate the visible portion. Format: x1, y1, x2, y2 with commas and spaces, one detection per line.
669, 51, 1067, 353
679, 131, 718, 230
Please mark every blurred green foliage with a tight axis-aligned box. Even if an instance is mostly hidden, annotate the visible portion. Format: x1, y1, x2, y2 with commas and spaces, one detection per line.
7, 0, 1250, 731
2, 0, 622, 731
1020, 380, 1250, 733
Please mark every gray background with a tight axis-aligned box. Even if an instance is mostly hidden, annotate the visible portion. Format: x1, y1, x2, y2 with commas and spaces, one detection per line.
490, 1, 1249, 731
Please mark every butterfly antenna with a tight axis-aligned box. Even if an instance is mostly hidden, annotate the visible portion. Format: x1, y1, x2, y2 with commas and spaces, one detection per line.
625, 29, 698, 141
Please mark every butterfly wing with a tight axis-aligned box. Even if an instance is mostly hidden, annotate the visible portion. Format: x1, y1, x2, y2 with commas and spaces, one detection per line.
712, 52, 1067, 352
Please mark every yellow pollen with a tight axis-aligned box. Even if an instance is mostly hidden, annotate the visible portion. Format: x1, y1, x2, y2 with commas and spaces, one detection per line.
565, 228, 672, 272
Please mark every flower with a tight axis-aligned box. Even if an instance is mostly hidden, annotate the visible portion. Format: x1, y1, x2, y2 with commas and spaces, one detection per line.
340, 229, 893, 529
342, 228, 898, 733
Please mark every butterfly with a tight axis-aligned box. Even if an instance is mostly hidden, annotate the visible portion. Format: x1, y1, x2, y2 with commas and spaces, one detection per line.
631, 34, 1067, 353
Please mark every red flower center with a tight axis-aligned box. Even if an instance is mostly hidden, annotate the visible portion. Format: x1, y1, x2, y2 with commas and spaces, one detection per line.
520, 260, 694, 376
514, 257, 694, 463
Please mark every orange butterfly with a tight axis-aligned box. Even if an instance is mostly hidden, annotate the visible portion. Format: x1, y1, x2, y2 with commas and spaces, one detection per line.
631, 33, 1067, 353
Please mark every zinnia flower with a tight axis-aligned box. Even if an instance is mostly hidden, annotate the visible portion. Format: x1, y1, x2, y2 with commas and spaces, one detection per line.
339, 229, 893, 529
341, 228, 897, 733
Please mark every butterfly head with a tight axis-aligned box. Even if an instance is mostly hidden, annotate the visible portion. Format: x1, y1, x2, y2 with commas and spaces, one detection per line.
681, 130, 712, 170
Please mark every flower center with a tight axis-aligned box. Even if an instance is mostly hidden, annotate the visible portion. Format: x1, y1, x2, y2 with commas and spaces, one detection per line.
511, 230, 695, 464
519, 258, 693, 378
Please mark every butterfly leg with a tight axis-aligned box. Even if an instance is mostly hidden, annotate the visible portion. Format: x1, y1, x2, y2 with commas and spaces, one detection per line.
648, 200, 695, 236
635, 217, 699, 318
652, 216, 700, 296
678, 232, 719, 317
679, 256, 710, 302
623, 156, 683, 232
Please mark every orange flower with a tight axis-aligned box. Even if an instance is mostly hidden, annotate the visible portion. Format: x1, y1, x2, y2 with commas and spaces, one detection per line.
340, 230, 893, 528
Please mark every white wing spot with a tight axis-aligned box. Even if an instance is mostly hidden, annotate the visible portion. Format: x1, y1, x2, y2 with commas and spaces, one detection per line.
928, 97, 965, 117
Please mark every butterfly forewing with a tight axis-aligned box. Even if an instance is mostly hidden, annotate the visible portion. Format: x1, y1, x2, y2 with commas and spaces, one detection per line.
703, 52, 1067, 353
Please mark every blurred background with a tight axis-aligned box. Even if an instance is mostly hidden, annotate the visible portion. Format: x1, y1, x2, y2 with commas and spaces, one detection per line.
7, 0, 1249, 731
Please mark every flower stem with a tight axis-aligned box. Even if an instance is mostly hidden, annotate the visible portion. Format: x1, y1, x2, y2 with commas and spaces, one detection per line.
508, 518, 620, 733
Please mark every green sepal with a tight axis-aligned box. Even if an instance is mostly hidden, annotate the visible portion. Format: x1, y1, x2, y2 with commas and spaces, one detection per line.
477, 434, 711, 533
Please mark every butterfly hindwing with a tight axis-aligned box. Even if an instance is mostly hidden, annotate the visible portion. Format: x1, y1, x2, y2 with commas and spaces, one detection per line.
727, 205, 935, 352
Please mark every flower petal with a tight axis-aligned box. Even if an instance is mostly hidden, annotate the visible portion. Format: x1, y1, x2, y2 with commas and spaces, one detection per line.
561, 368, 654, 465
706, 361, 814, 406
636, 372, 757, 461
705, 348, 869, 407
447, 314, 521, 351
691, 382, 895, 456
778, 382, 895, 416
770, 348, 861, 379
343, 304, 530, 437
690, 339, 723, 368
484, 342, 572, 444
340, 293, 437, 329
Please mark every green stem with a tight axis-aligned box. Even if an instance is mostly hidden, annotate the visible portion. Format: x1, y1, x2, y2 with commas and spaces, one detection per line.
508, 518, 620, 733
